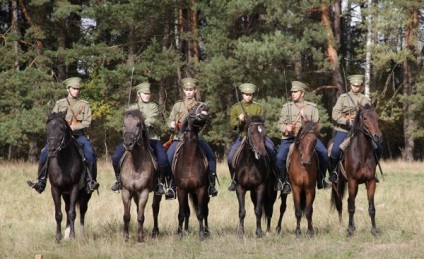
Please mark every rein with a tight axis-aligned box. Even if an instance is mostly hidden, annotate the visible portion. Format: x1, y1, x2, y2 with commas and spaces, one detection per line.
247, 122, 265, 159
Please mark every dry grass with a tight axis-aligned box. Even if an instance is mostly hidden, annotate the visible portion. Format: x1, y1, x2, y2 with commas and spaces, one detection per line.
0, 160, 423, 258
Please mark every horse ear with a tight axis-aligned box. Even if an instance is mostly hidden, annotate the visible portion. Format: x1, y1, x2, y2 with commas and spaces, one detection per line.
47, 109, 52, 117
261, 112, 266, 122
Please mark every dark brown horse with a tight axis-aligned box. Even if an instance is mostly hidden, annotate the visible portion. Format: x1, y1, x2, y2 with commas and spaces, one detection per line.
276, 118, 320, 238
45, 111, 92, 242
331, 103, 382, 237
120, 110, 162, 242
173, 103, 210, 240
233, 115, 277, 238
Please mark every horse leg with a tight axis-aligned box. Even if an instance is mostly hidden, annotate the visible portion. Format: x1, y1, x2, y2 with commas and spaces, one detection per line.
122, 189, 132, 242
63, 194, 71, 239
184, 198, 190, 232
347, 180, 359, 237
196, 190, 206, 241
78, 191, 91, 238
253, 187, 265, 238
204, 196, 210, 236
66, 188, 79, 240
366, 180, 377, 236
276, 193, 288, 234
151, 194, 162, 238
52, 188, 63, 242
305, 189, 316, 237
136, 190, 149, 243
236, 188, 247, 238
177, 191, 187, 236
293, 188, 302, 238
332, 184, 343, 224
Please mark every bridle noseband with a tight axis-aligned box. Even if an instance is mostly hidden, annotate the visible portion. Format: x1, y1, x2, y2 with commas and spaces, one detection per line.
356, 109, 382, 143
47, 119, 73, 155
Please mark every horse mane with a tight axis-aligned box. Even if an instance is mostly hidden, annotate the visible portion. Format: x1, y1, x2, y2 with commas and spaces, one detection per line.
295, 120, 315, 143
350, 103, 374, 136
124, 109, 149, 141
47, 111, 72, 132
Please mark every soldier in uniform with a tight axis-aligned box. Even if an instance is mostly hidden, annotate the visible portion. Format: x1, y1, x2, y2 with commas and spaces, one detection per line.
276, 81, 331, 193
28, 77, 100, 193
164, 78, 218, 199
328, 74, 383, 182
227, 83, 284, 192
110, 82, 167, 195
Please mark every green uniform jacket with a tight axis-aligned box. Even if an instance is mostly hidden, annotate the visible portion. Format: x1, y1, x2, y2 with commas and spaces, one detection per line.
229, 101, 263, 137
278, 100, 319, 139
128, 101, 159, 140
53, 97, 91, 136
168, 98, 202, 141
332, 91, 370, 133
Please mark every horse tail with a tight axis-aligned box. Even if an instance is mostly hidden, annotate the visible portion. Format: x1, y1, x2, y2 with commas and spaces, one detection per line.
300, 189, 306, 215
330, 179, 346, 210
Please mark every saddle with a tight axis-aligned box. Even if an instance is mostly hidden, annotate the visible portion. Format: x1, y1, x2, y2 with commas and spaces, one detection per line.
171, 141, 208, 173
119, 149, 158, 174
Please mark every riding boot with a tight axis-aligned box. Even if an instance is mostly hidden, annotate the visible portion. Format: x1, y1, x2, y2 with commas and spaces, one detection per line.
154, 166, 166, 195
317, 170, 331, 190
227, 162, 236, 191
280, 168, 291, 194
86, 162, 100, 193
272, 162, 283, 191
328, 157, 339, 183
165, 175, 176, 200
110, 162, 122, 192
27, 161, 48, 194
208, 171, 218, 197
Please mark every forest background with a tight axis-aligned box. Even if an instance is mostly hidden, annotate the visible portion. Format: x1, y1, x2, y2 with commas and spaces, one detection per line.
1, 0, 423, 162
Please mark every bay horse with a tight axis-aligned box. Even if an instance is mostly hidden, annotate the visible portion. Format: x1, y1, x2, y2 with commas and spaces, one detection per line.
45, 111, 92, 242
331, 103, 382, 237
232, 115, 277, 238
173, 102, 210, 241
120, 109, 162, 242
276, 118, 320, 238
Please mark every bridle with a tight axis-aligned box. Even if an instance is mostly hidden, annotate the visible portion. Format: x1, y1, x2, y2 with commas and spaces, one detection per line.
355, 108, 382, 143
123, 115, 145, 147
47, 119, 73, 156
295, 122, 317, 165
185, 103, 208, 132
247, 121, 266, 159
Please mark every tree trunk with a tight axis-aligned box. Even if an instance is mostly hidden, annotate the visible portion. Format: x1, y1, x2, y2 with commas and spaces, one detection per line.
28, 134, 39, 163
364, 0, 373, 98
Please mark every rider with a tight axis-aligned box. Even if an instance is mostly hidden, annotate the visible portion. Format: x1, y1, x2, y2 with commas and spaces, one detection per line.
27, 77, 100, 194
110, 82, 167, 195
329, 74, 383, 182
227, 83, 284, 192
276, 81, 331, 192
164, 77, 218, 199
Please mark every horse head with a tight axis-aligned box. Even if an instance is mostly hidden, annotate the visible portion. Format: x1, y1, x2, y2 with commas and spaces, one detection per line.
246, 115, 268, 159
46, 110, 72, 158
181, 102, 209, 134
296, 117, 319, 166
355, 103, 382, 143
123, 109, 147, 151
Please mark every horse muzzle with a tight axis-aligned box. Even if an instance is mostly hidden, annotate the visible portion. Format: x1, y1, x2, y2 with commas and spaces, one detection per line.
123, 142, 135, 151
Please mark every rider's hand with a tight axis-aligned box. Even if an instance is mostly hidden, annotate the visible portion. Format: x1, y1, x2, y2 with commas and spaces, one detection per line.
239, 114, 245, 122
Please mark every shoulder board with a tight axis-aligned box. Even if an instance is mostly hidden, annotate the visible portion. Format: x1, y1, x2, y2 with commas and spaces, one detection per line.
252, 101, 262, 107
230, 103, 241, 109
305, 101, 317, 107
78, 99, 89, 104
56, 98, 67, 104
339, 93, 348, 97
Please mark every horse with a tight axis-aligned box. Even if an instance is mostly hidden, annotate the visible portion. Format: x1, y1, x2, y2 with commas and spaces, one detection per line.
232, 115, 277, 238
45, 110, 92, 242
120, 109, 162, 242
173, 102, 210, 241
330, 103, 382, 237
276, 118, 320, 238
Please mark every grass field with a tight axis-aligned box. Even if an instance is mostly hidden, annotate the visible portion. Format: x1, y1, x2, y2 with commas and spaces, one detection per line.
0, 160, 422, 258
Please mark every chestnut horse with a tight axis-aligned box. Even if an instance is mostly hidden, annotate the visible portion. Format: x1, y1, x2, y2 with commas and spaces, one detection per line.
233, 115, 277, 238
44, 111, 93, 242
276, 118, 320, 238
120, 110, 162, 242
331, 103, 382, 237
173, 103, 210, 240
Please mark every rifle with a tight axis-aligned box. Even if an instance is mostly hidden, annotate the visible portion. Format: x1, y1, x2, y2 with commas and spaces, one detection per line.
284, 70, 291, 136
342, 66, 356, 120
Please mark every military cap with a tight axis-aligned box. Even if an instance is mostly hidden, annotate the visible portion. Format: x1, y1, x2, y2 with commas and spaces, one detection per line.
239, 83, 257, 94
290, 81, 308, 92
135, 82, 151, 93
347, 75, 364, 86
181, 78, 198, 89
64, 77, 82, 89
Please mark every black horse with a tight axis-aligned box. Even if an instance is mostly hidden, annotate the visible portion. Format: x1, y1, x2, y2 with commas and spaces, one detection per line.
44, 111, 92, 242
173, 103, 210, 240
331, 103, 382, 237
232, 115, 277, 238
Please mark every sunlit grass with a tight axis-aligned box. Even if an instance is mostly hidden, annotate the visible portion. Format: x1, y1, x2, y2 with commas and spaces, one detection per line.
0, 160, 423, 258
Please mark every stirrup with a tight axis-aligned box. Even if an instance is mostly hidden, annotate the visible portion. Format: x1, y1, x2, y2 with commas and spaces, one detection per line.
208, 185, 218, 197
165, 188, 176, 200
282, 182, 291, 194
110, 182, 122, 193
27, 179, 46, 194
228, 181, 236, 191
86, 180, 100, 193
274, 179, 284, 191
155, 183, 165, 196
329, 172, 338, 183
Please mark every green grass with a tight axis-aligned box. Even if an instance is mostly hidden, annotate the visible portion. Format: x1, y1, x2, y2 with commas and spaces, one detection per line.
0, 160, 422, 258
